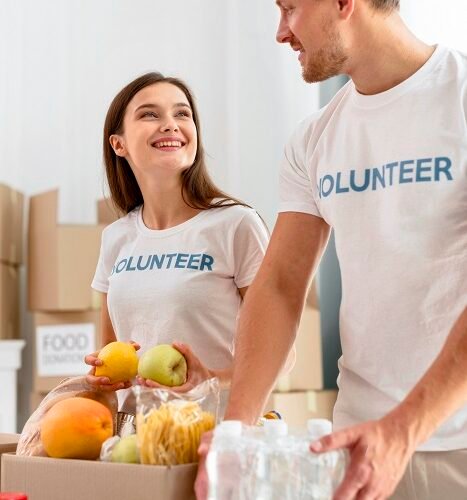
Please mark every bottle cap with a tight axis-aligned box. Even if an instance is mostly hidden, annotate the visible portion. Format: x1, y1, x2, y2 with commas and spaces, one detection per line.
307, 418, 332, 439
263, 410, 282, 420
0, 494, 28, 500
215, 420, 242, 437
264, 419, 288, 437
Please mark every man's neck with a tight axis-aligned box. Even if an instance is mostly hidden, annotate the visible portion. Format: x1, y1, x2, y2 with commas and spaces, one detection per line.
346, 12, 435, 95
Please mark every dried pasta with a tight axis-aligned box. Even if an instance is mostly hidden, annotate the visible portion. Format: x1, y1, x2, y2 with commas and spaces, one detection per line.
137, 401, 215, 465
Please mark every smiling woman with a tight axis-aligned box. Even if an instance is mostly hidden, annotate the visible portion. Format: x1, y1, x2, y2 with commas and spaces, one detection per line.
103, 72, 247, 215
84, 72, 271, 417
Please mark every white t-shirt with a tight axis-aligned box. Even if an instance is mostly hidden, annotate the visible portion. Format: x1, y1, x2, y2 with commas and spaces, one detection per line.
92, 203, 269, 413
279, 45, 467, 451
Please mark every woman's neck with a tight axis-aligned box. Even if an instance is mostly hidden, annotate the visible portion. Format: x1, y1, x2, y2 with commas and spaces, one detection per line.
138, 176, 202, 230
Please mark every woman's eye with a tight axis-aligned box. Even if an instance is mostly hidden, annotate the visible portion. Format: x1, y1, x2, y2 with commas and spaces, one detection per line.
142, 111, 158, 118
176, 110, 191, 118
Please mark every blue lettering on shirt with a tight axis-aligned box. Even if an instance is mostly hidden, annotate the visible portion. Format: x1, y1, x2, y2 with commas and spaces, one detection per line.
110, 253, 215, 276
318, 156, 453, 199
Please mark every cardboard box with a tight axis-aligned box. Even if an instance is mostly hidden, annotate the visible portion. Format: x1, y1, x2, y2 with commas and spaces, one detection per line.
0, 434, 20, 486
0, 184, 24, 266
306, 280, 319, 309
0, 263, 19, 339
97, 198, 120, 225
265, 390, 337, 428
28, 189, 104, 311
1, 454, 196, 500
33, 310, 101, 392
275, 307, 324, 392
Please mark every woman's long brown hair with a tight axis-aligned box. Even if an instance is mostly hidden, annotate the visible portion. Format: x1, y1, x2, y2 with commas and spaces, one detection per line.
103, 72, 250, 214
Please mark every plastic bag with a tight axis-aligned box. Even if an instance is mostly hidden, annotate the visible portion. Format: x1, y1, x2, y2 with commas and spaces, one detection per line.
99, 435, 122, 462
16, 376, 118, 457
134, 378, 220, 466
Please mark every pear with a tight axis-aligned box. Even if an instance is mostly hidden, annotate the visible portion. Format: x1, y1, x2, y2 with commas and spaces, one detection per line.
111, 434, 140, 464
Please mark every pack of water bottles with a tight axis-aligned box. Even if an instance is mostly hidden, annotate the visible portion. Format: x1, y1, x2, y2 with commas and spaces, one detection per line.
206, 418, 347, 500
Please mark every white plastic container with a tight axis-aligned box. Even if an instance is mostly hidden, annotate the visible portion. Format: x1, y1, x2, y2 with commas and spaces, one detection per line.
0, 340, 26, 433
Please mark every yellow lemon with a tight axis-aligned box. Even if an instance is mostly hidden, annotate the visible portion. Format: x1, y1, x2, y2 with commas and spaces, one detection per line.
95, 341, 138, 383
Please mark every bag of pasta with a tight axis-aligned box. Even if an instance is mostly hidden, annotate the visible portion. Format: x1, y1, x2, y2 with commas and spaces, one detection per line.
134, 378, 219, 466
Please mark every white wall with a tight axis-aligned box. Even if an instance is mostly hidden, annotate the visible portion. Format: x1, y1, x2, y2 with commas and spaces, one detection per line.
401, 0, 467, 51
0, 0, 317, 229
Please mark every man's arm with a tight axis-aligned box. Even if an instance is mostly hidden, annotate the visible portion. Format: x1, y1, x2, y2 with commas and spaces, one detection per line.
313, 305, 467, 500
224, 212, 331, 423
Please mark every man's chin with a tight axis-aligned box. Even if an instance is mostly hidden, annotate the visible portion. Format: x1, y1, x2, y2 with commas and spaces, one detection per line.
302, 68, 334, 84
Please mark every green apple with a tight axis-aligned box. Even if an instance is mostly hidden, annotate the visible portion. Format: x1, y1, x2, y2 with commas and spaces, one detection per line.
111, 434, 139, 464
138, 344, 187, 386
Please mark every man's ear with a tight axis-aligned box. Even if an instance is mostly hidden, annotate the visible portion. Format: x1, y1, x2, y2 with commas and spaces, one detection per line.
109, 134, 127, 157
337, 0, 355, 20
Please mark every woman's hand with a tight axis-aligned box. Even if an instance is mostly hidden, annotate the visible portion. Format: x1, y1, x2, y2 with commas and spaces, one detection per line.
137, 342, 213, 393
84, 341, 141, 392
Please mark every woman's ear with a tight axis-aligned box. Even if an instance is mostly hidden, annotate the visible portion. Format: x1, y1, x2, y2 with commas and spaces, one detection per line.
109, 134, 127, 157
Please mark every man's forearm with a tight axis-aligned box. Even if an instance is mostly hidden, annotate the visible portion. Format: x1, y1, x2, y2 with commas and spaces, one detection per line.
224, 281, 302, 424
390, 306, 467, 446
223, 212, 331, 424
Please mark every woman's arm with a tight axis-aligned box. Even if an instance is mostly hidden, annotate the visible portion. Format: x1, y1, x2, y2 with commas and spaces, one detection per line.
100, 293, 117, 346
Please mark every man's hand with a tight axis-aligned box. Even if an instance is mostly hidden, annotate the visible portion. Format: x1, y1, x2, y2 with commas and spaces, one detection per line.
195, 430, 213, 500
311, 413, 416, 500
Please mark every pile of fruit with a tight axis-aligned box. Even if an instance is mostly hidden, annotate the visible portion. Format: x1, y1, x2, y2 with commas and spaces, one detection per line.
39, 342, 214, 466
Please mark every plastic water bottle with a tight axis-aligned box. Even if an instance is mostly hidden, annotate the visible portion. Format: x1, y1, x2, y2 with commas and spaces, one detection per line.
303, 418, 347, 498
261, 420, 298, 500
206, 420, 244, 500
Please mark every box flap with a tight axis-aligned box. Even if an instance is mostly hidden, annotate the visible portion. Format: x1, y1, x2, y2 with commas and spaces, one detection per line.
0, 184, 24, 265
97, 198, 119, 225
28, 188, 104, 311
56, 226, 103, 310
0, 434, 20, 451
0, 264, 19, 339
28, 190, 59, 310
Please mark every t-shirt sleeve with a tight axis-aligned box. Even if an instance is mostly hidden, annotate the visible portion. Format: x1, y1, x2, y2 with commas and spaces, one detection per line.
91, 228, 112, 293
278, 124, 322, 218
232, 210, 269, 289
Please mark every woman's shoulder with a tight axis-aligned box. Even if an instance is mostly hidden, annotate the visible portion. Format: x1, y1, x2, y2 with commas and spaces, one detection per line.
206, 201, 261, 225
101, 206, 140, 242
203, 203, 269, 241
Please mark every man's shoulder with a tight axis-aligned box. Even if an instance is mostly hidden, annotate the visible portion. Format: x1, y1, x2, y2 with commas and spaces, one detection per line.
445, 47, 467, 85
287, 80, 352, 149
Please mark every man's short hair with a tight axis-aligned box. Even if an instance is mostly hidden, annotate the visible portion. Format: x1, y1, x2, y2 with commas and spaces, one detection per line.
369, 0, 400, 11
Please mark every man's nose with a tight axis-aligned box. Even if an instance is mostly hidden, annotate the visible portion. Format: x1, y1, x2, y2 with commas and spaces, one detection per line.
276, 16, 292, 44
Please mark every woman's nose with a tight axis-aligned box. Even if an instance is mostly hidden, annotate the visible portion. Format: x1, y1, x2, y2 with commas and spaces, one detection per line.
160, 118, 179, 132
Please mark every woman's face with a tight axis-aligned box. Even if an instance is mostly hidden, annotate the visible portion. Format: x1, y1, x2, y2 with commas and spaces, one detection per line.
112, 82, 198, 178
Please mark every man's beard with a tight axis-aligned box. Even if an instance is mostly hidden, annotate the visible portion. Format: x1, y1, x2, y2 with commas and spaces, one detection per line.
302, 24, 347, 83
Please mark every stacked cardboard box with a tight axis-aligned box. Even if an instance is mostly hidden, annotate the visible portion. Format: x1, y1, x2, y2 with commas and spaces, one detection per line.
266, 284, 339, 428
28, 190, 105, 406
0, 184, 24, 340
